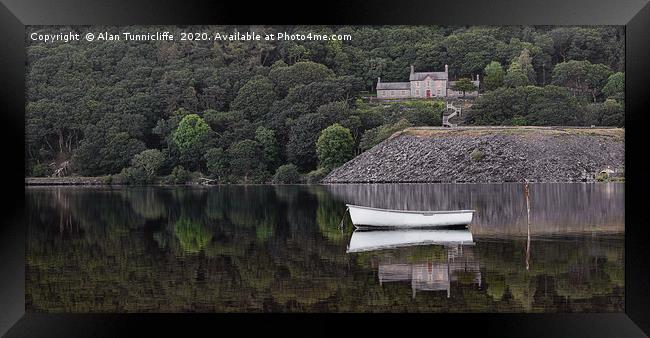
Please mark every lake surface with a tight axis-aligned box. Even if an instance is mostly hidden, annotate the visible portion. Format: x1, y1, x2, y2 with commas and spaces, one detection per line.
26, 183, 624, 312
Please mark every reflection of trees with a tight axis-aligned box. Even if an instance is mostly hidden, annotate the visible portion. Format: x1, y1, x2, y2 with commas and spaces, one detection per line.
26, 186, 624, 312
476, 236, 624, 312
122, 188, 166, 220
313, 187, 351, 243
173, 217, 212, 254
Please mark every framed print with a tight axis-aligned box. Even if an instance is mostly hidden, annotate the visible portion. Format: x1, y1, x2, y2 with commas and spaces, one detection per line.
1, 0, 649, 336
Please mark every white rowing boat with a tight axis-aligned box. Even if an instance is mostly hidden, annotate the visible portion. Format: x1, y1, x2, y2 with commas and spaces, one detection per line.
346, 204, 474, 228
347, 229, 474, 253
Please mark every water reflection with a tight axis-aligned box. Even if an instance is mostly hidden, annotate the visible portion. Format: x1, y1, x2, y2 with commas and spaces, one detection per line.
26, 184, 624, 312
348, 229, 474, 252
327, 183, 624, 236
352, 230, 481, 299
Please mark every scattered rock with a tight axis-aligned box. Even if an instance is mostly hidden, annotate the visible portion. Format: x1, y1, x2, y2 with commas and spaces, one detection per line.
323, 127, 624, 183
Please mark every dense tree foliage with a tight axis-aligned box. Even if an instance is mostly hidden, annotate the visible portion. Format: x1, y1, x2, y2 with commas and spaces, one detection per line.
26, 25, 624, 180
451, 78, 477, 97
316, 124, 355, 170
483, 61, 504, 91
273, 164, 301, 183
467, 86, 580, 125
603, 72, 624, 101
551, 60, 612, 102
204, 147, 228, 180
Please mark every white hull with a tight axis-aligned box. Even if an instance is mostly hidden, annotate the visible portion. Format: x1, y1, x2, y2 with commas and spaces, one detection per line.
347, 229, 474, 253
347, 204, 474, 228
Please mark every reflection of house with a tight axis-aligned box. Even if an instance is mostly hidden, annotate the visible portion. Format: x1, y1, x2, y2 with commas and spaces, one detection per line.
376, 65, 480, 99
376, 245, 481, 298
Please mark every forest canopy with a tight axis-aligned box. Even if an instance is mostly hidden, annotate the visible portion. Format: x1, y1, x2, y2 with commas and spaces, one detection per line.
26, 25, 625, 183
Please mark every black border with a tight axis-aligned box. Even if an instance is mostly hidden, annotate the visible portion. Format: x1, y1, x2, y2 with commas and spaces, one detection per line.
2, 0, 649, 336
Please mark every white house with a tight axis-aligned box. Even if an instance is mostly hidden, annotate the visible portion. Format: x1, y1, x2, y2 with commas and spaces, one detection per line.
377, 65, 480, 99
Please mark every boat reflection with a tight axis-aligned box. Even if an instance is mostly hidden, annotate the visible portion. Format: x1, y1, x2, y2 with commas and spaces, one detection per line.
348, 229, 481, 298
347, 229, 474, 253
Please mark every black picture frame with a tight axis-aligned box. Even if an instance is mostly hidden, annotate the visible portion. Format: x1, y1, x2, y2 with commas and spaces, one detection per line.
1, 0, 649, 336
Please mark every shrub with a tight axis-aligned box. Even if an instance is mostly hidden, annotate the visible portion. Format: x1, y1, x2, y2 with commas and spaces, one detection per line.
470, 149, 484, 162
119, 166, 147, 185
120, 149, 164, 184
99, 175, 113, 185
305, 167, 330, 184
163, 166, 192, 184
510, 115, 526, 126
359, 118, 412, 151
273, 164, 301, 184
31, 163, 51, 177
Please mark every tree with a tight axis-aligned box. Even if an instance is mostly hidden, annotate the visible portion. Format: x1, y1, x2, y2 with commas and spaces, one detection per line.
287, 113, 330, 170
316, 124, 355, 170
483, 61, 504, 90
230, 75, 277, 120
552, 60, 612, 102
515, 49, 536, 84
273, 164, 301, 184
581, 99, 624, 127
228, 139, 266, 183
172, 114, 212, 169
451, 78, 477, 97
121, 149, 164, 184
443, 28, 509, 77
466, 86, 579, 126
255, 126, 279, 170
603, 72, 624, 100
268, 61, 334, 96
73, 128, 146, 176
204, 147, 229, 181
133, 149, 164, 179
504, 60, 530, 88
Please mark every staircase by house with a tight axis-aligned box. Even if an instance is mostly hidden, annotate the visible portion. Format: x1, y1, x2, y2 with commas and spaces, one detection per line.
443, 101, 461, 127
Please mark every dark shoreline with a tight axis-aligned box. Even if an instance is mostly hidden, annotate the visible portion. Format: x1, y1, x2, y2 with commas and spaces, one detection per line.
25, 177, 624, 186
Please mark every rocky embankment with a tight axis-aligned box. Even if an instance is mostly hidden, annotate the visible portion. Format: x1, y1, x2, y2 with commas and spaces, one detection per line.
323, 127, 624, 183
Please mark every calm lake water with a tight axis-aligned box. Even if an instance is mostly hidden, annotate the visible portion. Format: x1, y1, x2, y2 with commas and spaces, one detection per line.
26, 183, 624, 312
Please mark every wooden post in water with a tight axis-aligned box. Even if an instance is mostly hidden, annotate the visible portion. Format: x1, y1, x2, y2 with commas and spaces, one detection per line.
524, 179, 531, 270
339, 206, 349, 230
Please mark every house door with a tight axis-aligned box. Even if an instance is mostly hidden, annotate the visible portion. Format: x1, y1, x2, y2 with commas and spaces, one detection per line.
426, 90, 431, 98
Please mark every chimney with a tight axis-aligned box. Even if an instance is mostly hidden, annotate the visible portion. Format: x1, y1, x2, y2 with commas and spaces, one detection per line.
445, 64, 448, 74
410, 65, 414, 74
477, 74, 480, 82
378, 77, 381, 83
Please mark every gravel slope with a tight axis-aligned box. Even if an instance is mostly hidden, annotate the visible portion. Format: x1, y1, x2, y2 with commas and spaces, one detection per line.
323, 127, 624, 183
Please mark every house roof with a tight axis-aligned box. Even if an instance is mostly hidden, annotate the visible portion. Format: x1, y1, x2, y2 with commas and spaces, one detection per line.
377, 82, 411, 90
410, 71, 448, 81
